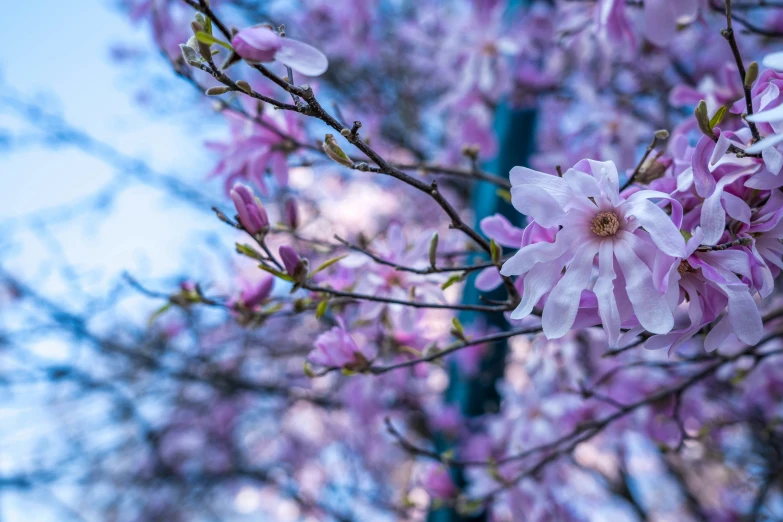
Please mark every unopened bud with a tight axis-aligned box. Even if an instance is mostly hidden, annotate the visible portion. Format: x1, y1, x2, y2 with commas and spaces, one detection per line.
180, 44, 200, 66
191, 21, 205, 35
206, 86, 231, 96
322, 134, 353, 167
695, 100, 714, 138
461, 144, 480, 159
654, 129, 669, 140
428, 232, 439, 269
636, 157, 672, 184
745, 61, 759, 89
235, 80, 252, 93
340, 128, 351, 137
283, 197, 299, 230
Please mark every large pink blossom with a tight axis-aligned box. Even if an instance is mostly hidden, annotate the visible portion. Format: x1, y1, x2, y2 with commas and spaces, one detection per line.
501, 159, 686, 344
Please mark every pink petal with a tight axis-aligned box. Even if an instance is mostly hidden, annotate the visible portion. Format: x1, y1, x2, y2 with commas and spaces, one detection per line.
644, 0, 675, 46
479, 214, 524, 248
474, 267, 503, 292
614, 237, 674, 334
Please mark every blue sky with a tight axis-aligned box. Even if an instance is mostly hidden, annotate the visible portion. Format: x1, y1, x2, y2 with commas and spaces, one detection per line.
0, 2, 237, 519
0, 0, 234, 303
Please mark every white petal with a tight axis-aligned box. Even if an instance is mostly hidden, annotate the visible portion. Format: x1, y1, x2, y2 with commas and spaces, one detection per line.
509, 166, 571, 205
541, 242, 599, 339
509, 260, 565, 320
275, 38, 328, 76
746, 103, 783, 123
744, 132, 783, 154
594, 240, 621, 346
510, 184, 566, 228
626, 199, 686, 257
762, 51, 783, 71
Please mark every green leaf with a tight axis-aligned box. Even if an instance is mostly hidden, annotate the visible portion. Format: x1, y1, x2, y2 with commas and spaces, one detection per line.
303, 361, 316, 378
316, 300, 328, 319
148, 303, 172, 325
235, 243, 265, 261
204, 16, 213, 36
441, 273, 465, 291
496, 189, 511, 203
195, 31, 233, 50
709, 105, 728, 130
490, 239, 501, 265
310, 254, 348, 277
257, 263, 295, 282
451, 317, 464, 336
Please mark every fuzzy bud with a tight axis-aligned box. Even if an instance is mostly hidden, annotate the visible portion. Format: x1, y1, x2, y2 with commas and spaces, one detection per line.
235, 80, 252, 93
428, 232, 439, 269
206, 86, 231, 96
745, 61, 759, 89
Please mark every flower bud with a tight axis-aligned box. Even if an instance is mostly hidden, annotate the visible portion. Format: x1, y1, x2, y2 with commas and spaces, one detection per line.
279, 245, 301, 277
206, 86, 231, 96
636, 156, 672, 184
239, 274, 274, 309
322, 134, 353, 167
231, 25, 282, 63
308, 318, 372, 370
235, 80, 252, 94
180, 43, 200, 66
283, 197, 299, 230
428, 232, 439, 269
230, 183, 269, 236
745, 61, 759, 89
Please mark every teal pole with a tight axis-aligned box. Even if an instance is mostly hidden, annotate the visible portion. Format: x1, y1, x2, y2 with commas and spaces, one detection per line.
428, 102, 537, 521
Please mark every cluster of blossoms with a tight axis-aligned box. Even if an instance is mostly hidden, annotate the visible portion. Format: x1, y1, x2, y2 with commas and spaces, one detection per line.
60, 0, 783, 520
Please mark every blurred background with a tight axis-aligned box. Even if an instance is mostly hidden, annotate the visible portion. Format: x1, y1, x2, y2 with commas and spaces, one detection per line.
4, 1, 783, 521
0, 1, 241, 519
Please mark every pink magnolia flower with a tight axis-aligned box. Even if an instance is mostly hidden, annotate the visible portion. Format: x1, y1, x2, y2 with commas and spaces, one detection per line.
206, 101, 304, 196
646, 228, 763, 353
236, 274, 274, 309
643, 0, 698, 47
420, 464, 458, 500
309, 318, 373, 369
230, 182, 269, 236
501, 160, 686, 344
736, 189, 783, 280
231, 25, 328, 76
595, 0, 635, 47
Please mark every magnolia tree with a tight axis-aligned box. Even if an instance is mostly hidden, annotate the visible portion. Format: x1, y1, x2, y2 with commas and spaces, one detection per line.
5, 0, 783, 520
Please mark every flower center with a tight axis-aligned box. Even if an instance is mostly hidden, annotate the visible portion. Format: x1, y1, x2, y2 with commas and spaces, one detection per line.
677, 260, 696, 275
590, 211, 620, 237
